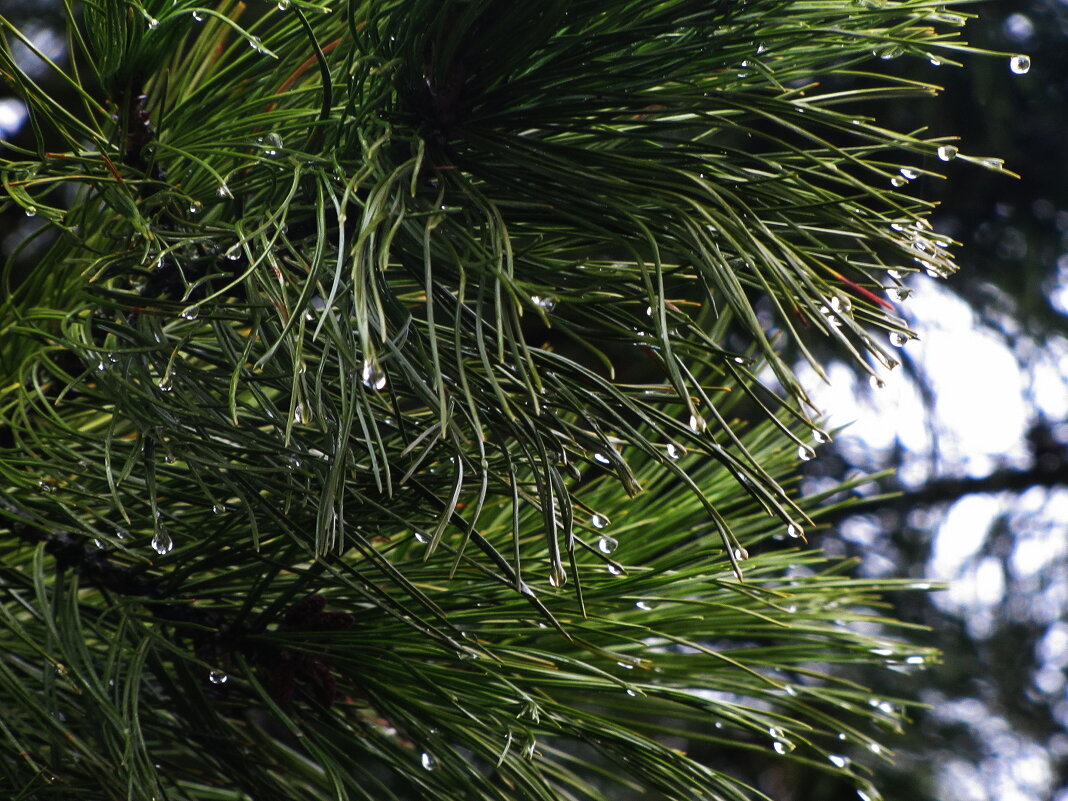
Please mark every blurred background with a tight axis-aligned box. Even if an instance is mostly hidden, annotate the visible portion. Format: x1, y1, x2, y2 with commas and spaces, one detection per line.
1, 2, 1065, 799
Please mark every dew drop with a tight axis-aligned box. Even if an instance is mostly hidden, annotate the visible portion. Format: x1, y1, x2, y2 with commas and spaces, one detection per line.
212, 504, 225, 515
592, 452, 611, 465
208, 669, 229, 684
607, 564, 622, 576
635, 601, 654, 610
890, 286, 912, 302
1009, 54, 1031, 74
597, 535, 618, 554
24, 206, 36, 217
158, 374, 173, 392
813, 429, 830, 444
869, 376, 885, 390
413, 531, 428, 544
188, 200, 202, 213
180, 305, 200, 321
688, 413, 706, 434
147, 17, 159, 29
773, 740, 793, 755
868, 742, 884, 755
115, 528, 127, 539
591, 513, 609, 530
666, 442, 685, 460
786, 523, 803, 539
361, 359, 387, 391
216, 184, 233, 199
797, 444, 815, 462
905, 655, 926, 665
890, 175, 907, 188
263, 132, 283, 157
937, 145, 958, 161
151, 527, 173, 555
420, 752, 436, 771
530, 294, 557, 312
94, 538, 106, 549
192, 10, 203, 21
830, 754, 850, 768
733, 547, 749, 561
277, 0, 291, 9
900, 168, 920, 180
889, 331, 909, 347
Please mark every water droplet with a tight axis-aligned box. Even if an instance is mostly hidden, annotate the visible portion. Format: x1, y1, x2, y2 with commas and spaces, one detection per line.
786, 523, 803, 539
937, 145, 958, 161
115, 528, 127, 539
592, 452, 611, 465
868, 742, 884, 755
209, 669, 228, 684
978, 157, 1005, 170
784, 684, 798, 695
635, 601, 654, 610
188, 200, 202, 214
216, 184, 233, 199
158, 374, 173, 392
180, 305, 200, 321
813, 429, 830, 444
419, 751, 436, 770
889, 331, 908, 347
212, 504, 225, 515
96, 360, 108, 372
361, 359, 387, 391
768, 727, 795, 753
1009, 54, 1031, 74
733, 547, 749, 561
24, 206, 36, 217
890, 286, 912, 302
905, 655, 926, 665
890, 175, 907, 188
277, 0, 291, 9
666, 442, 685, 460
192, 10, 203, 21
598, 535, 618, 554
869, 376, 885, 390
549, 566, 566, 587
616, 659, 636, 670
887, 269, 902, 280
797, 444, 815, 462
829, 754, 850, 768
591, 513, 609, 529
413, 531, 428, 544
151, 527, 173, 555
147, 17, 159, 29
876, 45, 903, 60
688, 413, 706, 434
900, 168, 920, 180
530, 295, 557, 312
263, 132, 283, 157
249, 35, 265, 53
93, 538, 106, 549
607, 564, 622, 576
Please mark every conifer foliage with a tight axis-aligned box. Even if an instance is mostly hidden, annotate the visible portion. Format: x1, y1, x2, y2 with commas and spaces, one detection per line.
1, 2, 988, 799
